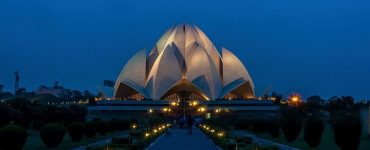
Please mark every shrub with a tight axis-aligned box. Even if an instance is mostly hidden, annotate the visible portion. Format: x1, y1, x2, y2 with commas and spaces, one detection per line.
0, 104, 13, 128
304, 117, 324, 148
112, 137, 131, 144
85, 121, 98, 137
116, 120, 130, 131
251, 119, 269, 133
0, 124, 28, 150
109, 119, 119, 132
40, 123, 66, 148
68, 123, 85, 142
333, 112, 362, 150
280, 107, 302, 142
268, 120, 281, 138
96, 121, 109, 135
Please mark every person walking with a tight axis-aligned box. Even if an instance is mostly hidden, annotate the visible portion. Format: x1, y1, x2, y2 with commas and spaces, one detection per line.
187, 115, 193, 135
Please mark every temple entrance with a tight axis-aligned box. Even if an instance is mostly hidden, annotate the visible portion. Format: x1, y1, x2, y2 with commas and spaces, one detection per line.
163, 91, 207, 123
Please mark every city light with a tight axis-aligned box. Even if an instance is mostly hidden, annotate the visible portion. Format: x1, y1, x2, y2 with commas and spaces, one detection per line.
292, 97, 298, 102
163, 108, 168, 112
217, 132, 224, 137
131, 124, 137, 129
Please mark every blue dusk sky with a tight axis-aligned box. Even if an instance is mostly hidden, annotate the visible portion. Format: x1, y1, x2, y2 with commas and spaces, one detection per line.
0, 0, 369, 100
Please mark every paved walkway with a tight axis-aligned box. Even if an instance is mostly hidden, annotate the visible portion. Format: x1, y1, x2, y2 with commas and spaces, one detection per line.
146, 128, 221, 150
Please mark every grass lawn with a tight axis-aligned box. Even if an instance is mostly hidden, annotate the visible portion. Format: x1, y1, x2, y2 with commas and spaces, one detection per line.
250, 125, 370, 150
23, 130, 128, 150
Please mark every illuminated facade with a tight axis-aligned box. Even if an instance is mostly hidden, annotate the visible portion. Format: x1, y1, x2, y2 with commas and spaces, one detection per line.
114, 24, 254, 100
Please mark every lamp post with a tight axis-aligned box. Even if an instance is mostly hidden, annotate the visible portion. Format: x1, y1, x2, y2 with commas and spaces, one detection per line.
289, 94, 301, 107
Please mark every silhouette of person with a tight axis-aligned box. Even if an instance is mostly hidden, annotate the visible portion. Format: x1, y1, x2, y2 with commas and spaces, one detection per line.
187, 115, 193, 135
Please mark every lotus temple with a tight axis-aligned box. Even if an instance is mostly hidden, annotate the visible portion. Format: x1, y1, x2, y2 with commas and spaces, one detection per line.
88, 24, 279, 120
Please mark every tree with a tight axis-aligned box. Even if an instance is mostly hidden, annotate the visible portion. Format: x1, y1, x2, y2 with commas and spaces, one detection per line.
268, 120, 281, 138
68, 123, 85, 142
0, 92, 14, 100
96, 121, 109, 135
327, 96, 355, 111
84, 121, 98, 137
0, 104, 12, 127
6, 97, 33, 128
280, 107, 302, 142
40, 123, 66, 148
0, 124, 28, 150
83, 90, 93, 99
88, 96, 96, 105
304, 117, 324, 148
15, 88, 26, 95
306, 96, 324, 108
333, 113, 362, 150
271, 91, 282, 104
72, 90, 83, 101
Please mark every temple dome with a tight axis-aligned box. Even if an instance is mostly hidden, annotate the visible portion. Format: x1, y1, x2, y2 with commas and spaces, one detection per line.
114, 24, 254, 100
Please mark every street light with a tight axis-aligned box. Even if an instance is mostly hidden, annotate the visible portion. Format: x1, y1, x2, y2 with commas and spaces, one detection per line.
192, 101, 198, 106
163, 107, 168, 112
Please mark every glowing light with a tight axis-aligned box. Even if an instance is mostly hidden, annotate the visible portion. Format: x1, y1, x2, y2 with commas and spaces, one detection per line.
171, 102, 176, 106
148, 109, 153, 113
131, 124, 137, 129
199, 107, 206, 112
163, 108, 168, 112
154, 129, 157, 133
192, 101, 198, 106
289, 93, 301, 103
217, 132, 224, 137
145, 133, 150, 137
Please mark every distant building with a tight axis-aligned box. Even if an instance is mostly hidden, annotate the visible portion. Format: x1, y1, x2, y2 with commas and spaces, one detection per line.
35, 81, 71, 97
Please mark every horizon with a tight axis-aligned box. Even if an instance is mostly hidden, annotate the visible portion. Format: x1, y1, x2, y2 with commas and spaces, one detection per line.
1, 0, 370, 100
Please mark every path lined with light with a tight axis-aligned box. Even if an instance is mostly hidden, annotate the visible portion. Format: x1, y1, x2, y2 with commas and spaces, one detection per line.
146, 127, 220, 150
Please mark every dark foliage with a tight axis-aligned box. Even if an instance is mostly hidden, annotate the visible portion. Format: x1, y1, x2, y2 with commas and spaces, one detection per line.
112, 137, 131, 144
0, 103, 12, 127
40, 123, 66, 148
268, 120, 281, 138
88, 96, 96, 105
280, 107, 302, 142
271, 91, 282, 104
0, 124, 28, 150
304, 117, 324, 148
6, 97, 33, 128
333, 113, 362, 150
32, 105, 87, 130
108, 119, 119, 132
2, 97, 87, 130
67, 123, 85, 142
327, 96, 356, 111
84, 121, 98, 137
96, 121, 109, 135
